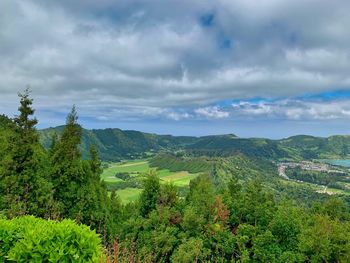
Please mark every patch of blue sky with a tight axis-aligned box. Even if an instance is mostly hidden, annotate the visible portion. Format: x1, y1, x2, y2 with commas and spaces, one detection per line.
200, 13, 214, 27
216, 97, 275, 107
299, 90, 350, 101
214, 89, 350, 108
219, 37, 231, 49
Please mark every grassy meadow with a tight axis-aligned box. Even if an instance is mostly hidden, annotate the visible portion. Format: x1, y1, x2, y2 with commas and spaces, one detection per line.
102, 159, 200, 203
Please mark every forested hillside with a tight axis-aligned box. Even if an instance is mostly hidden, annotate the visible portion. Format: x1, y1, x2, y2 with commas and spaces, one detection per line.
187, 136, 290, 159
40, 126, 197, 161
149, 153, 278, 185
40, 126, 350, 162
279, 135, 350, 159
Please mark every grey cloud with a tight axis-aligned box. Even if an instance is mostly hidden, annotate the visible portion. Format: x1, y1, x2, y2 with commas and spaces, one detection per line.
231, 99, 350, 121
195, 106, 230, 119
1, 0, 350, 123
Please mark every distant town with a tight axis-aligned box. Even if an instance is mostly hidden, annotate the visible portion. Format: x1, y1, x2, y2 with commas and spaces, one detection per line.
277, 161, 346, 180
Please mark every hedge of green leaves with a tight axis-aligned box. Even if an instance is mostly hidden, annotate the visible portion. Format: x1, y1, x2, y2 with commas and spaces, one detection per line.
0, 216, 102, 262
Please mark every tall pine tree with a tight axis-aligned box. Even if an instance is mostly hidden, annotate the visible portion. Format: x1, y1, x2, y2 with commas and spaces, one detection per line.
140, 169, 161, 217
0, 88, 53, 217
50, 107, 117, 241
50, 105, 85, 218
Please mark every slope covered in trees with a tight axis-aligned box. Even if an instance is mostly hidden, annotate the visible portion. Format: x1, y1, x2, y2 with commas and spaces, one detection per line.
40, 126, 197, 161
40, 126, 350, 161
279, 135, 350, 159
149, 153, 278, 186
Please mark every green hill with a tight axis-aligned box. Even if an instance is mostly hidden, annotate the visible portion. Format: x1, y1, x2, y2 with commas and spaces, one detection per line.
39, 126, 197, 161
39, 126, 350, 161
279, 135, 350, 159
150, 153, 278, 185
187, 135, 290, 159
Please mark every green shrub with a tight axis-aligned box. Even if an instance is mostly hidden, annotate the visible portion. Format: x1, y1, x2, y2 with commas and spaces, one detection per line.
0, 216, 102, 262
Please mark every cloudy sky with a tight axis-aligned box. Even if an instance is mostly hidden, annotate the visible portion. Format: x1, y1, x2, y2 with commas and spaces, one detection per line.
1, 0, 350, 138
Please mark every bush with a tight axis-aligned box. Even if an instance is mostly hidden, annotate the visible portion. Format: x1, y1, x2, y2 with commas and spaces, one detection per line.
114, 172, 131, 180
0, 216, 102, 262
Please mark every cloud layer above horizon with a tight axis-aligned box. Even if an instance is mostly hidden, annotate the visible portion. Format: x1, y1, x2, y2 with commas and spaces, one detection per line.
1, 0, 350, 137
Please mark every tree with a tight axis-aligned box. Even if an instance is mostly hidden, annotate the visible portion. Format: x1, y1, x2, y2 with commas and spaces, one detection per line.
0, 115, 13, 209
79, 147, 115, 242
227, 175, 242, 199
159, 182, 177, 208
140, 170, 160, 217
322, 196, 349, 221
48, 133, 59, 158
299, 214, 350, 262
270, 203, 303, 252
110, 190, 122, 224
0, 88, 53, 217
89, 145, 102, 178
252, 230, 281, 262
50, 106, 85, 218
50, 107, 115, 240
0, 114, 12, 128
171, 238, 205, 263
187, 174, 216, 222
238, 178, 275, 227
223, 175, 243, 226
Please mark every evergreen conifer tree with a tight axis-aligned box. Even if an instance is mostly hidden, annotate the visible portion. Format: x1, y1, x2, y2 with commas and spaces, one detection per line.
0, 88, 52, 217
50, 107, 116, 240
50, 105, 85, 218
140, 169, 160, 217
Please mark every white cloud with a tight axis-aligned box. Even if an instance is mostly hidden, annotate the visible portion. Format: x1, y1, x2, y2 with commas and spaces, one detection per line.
166, 112, 191, 121
1, 0, 350, 126
230, 99, 350, 121
195, 106, 229, 119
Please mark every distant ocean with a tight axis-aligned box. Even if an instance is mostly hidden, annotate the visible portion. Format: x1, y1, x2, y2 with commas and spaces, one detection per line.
325, 159, 350, 167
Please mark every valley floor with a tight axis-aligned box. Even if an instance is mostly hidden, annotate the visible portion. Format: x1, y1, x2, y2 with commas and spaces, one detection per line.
101, 159, 199, 203
101, 158, 350, 203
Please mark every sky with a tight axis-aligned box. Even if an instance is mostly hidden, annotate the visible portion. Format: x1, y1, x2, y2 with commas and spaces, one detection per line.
1, 0, 350, 138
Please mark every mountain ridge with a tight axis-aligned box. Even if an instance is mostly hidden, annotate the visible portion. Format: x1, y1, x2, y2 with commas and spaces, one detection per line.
38, 125, 350, 161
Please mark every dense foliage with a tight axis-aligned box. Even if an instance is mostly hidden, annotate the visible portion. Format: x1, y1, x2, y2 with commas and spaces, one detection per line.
0, 90, 53, 218
113, 174, 350, 262
0, 216, 101, 262
0, 92, 118, 246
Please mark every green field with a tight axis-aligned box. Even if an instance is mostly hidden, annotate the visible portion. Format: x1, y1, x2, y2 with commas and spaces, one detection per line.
101, 160, 150, 183
101, 160, 200, 203
116, 188, 143, 203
